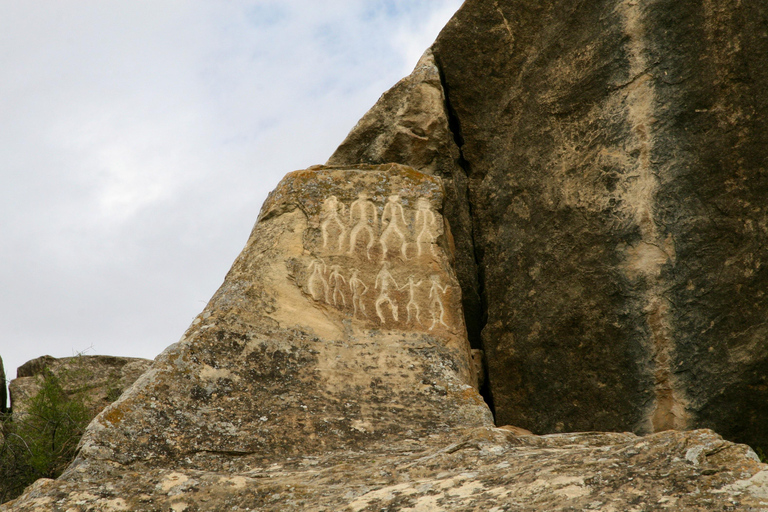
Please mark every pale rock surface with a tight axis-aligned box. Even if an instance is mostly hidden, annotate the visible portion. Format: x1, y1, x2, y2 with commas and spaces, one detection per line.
328, 51, 483, 351
9, 355, 152, 420
4, 165, 495, 510
5, 428, 768, 510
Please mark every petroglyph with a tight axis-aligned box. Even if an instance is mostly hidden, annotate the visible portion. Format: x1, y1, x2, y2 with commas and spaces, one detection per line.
349, 270, 368, 318
300, 188, 457, 333
375, 262, 400, 323
321, 196, 348, 253
428, 275, 450, 330
307, 258, 330, 303
348, 192, 378, 259
329, 265, 347, 307
380, 195, 409, 260
415, 198, 439, 257
400, 275, 423, 325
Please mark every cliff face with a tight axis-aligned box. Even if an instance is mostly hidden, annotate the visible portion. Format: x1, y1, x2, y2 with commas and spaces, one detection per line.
331, 0, 768, 448
5, 1, 768, 509
427, 0, 768, 448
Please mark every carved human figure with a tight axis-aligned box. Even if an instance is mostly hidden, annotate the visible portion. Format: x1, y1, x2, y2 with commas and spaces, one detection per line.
348, 192, 378, 259
307, 258, 330, 303
328, 265, 347, 307
399, 275, 423, 324
379, 194, 408, 260
428, 275, 450, 330
348, 269, 368, 318
414, 198, 439, 257
320, 195, 347, 253
374, 261, 400, 323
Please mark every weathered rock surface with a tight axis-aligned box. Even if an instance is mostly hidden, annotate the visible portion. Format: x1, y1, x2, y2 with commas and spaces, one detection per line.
6, 428, 768, 511
363, 0, 768, 448
328, 51, 483, 351
4, 164, 498, 509
8, 355, 152, 420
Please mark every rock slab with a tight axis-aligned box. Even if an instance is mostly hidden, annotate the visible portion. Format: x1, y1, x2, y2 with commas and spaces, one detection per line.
8, 355, 152, 421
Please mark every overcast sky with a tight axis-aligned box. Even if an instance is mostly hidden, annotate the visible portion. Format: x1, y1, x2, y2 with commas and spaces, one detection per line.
0, 1, 463, 393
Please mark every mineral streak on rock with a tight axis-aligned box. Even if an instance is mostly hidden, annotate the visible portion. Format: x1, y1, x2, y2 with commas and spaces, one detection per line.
429, 0, 768, 447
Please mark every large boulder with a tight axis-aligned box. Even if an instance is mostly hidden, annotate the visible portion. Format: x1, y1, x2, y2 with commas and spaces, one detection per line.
327, 0, 768, 449
8, 355, 152, 421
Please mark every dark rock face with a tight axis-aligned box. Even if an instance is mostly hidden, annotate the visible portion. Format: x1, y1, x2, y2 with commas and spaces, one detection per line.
0, 355, 6, 414
427, 0, 768, 447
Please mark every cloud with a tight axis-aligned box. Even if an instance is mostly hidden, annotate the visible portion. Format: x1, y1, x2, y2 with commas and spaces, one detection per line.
0, 0, 463, 391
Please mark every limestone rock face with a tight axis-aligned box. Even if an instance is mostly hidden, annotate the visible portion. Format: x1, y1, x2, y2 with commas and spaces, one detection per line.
3, 165, 494, 509
419, 0, 768, 447
9, 355, 152, 420
71, 165, 489, 468
328, 51, 483, 350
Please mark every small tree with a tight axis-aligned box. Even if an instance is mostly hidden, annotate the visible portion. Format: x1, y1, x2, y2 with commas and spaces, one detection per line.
0, 369, 90, 503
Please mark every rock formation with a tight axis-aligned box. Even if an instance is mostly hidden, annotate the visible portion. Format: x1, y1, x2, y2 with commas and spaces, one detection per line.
5, 165, 768, 510
8, 355, 152, 421
5, 0, 768, 509
332, 0, 768, 451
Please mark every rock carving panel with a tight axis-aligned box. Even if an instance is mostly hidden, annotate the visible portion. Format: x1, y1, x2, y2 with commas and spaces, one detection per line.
290, 178, 461, 335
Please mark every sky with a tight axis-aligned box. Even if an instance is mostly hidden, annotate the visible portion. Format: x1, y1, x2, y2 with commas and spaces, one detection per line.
0, 0, 464, 398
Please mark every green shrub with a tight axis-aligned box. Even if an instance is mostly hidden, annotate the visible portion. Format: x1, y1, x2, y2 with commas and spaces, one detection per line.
0, 369, 91, 503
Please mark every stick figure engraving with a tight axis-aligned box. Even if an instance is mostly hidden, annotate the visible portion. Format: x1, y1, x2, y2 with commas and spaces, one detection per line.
379, 194, 408, 260
399, 275, 423, 324
428, 275, 450, 330
320, 196, 347, 253
415, 198, 438, 257
307, 258, 330, 303
349, 270, 368, 318
348, 192, 378, 259
328, 265, 347, 307
375, 261, 400, 324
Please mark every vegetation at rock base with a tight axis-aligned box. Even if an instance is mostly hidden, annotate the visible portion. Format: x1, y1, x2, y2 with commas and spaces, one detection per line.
0, 369, 91, 504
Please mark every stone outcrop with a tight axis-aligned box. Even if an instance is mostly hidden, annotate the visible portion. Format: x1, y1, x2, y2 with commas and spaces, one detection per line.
325, 0, 768, 450
9, 355, 152, 420
6, 1, 768, 508
6, 429, 768, 511
5, 165, 768, 511
3, 165, 499, 510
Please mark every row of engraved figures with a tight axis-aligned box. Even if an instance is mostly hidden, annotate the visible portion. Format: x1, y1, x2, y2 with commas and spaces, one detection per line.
320, 193, 439, 260
307, 259, 451, 330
